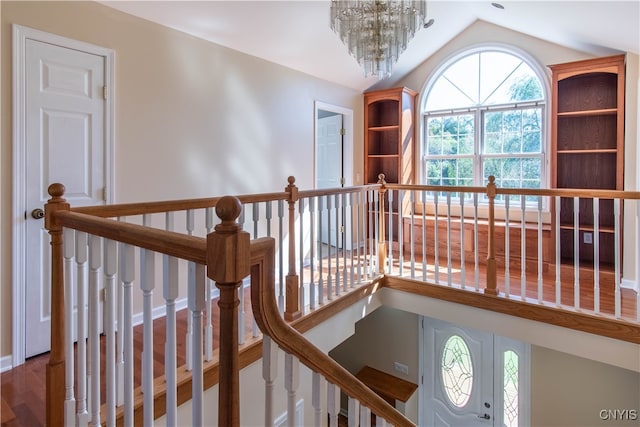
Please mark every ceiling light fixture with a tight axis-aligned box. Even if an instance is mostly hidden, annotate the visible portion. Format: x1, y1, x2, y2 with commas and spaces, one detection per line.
330, 0, 428, 80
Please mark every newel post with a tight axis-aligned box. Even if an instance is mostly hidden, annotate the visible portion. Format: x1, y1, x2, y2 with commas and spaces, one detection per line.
485, 176, 498, 295
207, 196, 250, 427
377, 174, 388, 272
45, 183, 70, 426
284, 176, 301, 321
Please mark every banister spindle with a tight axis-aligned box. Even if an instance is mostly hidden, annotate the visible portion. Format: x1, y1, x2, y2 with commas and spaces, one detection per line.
285, 177, 301, 320
104, 238, 118, 427
485, 176, 498, 295
120, 244, 135, 426
208, 196, 250, 427
285, 354, 300, 427
163, 211, 179, 425
75, 231, 90, 425
205, 207, 215, 361
190, 263, 207, 425
327, 194, 334, 300
504, 196, 511, 296
140, 215, 155, 425
45, 183, 70, 427
88, 235, 102, 427
309, 197, 317, 310
263, 336, 279, 427
377, 174, 387, 273
334, 193, 341, 296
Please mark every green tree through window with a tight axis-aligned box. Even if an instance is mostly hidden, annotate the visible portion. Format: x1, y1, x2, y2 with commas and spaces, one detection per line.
422, 50, 546, 200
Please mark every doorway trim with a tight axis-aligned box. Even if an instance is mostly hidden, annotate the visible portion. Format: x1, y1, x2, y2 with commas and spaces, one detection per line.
12, 24, 115, 366
314, 101, 354, 188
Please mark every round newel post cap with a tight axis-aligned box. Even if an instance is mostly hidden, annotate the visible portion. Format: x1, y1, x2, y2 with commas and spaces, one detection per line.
287, 176, 296, 186
48, 183, 66, 199
488, 175, 496, 185
215, 196, 242, 226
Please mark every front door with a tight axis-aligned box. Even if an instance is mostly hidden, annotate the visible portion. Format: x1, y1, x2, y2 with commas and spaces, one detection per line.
422, 317, 530, 427
24, 38, 107, 357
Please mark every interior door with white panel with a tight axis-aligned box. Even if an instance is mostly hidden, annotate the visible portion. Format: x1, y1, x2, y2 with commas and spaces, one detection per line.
24, 38, 106, 357
424, 318, 494, 426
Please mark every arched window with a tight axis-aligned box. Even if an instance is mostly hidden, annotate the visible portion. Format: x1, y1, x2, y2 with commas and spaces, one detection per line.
421, 48, 546, 197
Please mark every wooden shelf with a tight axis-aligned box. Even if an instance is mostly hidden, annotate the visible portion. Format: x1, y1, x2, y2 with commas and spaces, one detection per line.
368, 125, 400, 131
549, 54, 625, 265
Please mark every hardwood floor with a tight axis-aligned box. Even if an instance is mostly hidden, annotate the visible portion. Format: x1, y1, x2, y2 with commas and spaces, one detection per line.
2, 252, 637, 426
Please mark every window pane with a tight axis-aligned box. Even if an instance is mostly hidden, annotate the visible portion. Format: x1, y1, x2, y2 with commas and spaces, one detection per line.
426, 158, 473, 187
504, 350, 519, 427
483, 158, 541, 190
442, 335, 474, 408
483, 108, 542, 155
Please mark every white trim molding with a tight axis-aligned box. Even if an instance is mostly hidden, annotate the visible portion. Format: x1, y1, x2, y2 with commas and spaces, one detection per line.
12, 24, 115, 366
1, 355, 13, 374
621, 278, 639, 293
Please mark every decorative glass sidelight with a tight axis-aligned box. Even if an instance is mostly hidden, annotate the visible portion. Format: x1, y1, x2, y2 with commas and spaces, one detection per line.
503, 350, 519, 426
441, 335, 474, 407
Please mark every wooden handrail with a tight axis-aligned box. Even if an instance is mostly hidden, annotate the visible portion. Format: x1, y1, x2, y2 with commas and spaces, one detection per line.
249, 237, 414, 427
72, 192, 289, 218
55, 211, 207, 264
298, 183, 379, 198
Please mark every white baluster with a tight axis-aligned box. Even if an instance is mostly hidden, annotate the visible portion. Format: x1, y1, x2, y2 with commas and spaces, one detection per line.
299, 198, 306, 313
190, 264, 206, 426
371, 189, 377, 276
446, 192, 452, 286
504, 197, 511, 296
348, 192, 355, 288
573, 197, 580, 309
312, 372, 324, 427
537, 196, 543, 303
121, 243, 135, 426
434, 192, 440, 284
398, 190, 404, 277
376, 415, 388, 427
163, 249, 179, 426
327, 382, 340, 427
360, 405, 372, 427
186, 209, 195, 369
253, 203, 261, 335
348, 397, 360, 427
327, 194, 334, 300
473, 193, 479, 291
205, 208, 215, 361
614, 198, 621, 318
521, 195, 527, 301
63, 228, 75, 427
334, 193, 341, 295
555, 196, 561, 306
410, 190, 416, 279
141, 214, 155, 425
104, 239, 118, 427
356, 191, 363, 283
285, 354, 300, 427
88, 235, 102, 427
460, 194, 466, 287
318, 196, 325, 305
75, 231, 89, 425
342, 193, 349, 291
116, 220, 126, 407
422, 190, 427, 282
387, 190, 394, 275
309, 197, 317, 310
263, 336, 278, 427
593, 198, 600, 314
278, 200, 285, 312
636, 199, 640, 322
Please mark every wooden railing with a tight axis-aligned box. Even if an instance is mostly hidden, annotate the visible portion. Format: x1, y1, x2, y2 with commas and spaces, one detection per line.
44, 176, 640, 426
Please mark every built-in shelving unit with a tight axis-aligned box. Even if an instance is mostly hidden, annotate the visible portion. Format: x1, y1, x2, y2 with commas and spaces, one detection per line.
549, 55, 625, 265
364, 87, 417, 240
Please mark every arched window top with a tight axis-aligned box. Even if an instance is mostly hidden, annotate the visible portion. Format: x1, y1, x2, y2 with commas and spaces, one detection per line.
425, 50, 545, 112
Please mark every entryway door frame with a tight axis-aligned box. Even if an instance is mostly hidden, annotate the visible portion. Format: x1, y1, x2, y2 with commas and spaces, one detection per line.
314, 101, 354, 189
11, 24, 115, 367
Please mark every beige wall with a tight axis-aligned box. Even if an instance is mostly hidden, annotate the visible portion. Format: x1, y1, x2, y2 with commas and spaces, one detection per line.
331, 305, 640, 426
0, 1, 362, 359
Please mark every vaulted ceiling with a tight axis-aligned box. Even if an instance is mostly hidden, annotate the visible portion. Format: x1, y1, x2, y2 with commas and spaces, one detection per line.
101, 1, 640, 92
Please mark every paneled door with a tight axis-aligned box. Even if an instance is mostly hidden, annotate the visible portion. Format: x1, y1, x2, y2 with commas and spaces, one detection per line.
422, 317, 530, 427
24, 38, 106, 357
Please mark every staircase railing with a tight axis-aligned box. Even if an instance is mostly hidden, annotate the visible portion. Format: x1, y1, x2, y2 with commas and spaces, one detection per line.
44, 176, 640, 426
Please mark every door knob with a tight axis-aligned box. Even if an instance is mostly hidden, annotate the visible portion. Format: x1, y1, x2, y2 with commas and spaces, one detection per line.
31, 208, 45, 219
477, 413, 491, 420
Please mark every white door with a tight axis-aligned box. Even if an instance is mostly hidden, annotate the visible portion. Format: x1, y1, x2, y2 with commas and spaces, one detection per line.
316, 112, 343, 247
24, 39, 106, 357
422, 318, 530, 427
424, 318, 494, 426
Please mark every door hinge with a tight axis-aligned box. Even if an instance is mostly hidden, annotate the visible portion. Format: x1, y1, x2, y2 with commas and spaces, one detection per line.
340, 225, 345, 234
103, 86, 108, 100
101, 187, 107, 201
340, 127, 345, 136
101, 288, 106, 302
340, 177, 345, 186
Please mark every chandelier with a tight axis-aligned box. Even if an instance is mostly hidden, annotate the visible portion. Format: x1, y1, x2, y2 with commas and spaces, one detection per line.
330, 0, 427, 79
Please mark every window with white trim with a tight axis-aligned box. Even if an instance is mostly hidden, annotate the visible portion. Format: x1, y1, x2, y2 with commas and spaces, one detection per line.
422, 49, 546, 202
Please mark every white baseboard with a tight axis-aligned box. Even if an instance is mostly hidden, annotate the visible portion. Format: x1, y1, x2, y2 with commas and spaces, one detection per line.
1, 354, 13, 373
131, 286, 221, 327
621, 278, 638, 292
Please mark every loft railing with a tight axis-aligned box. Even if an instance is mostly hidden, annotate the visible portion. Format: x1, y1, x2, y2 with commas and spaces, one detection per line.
44, 176, 640, 426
